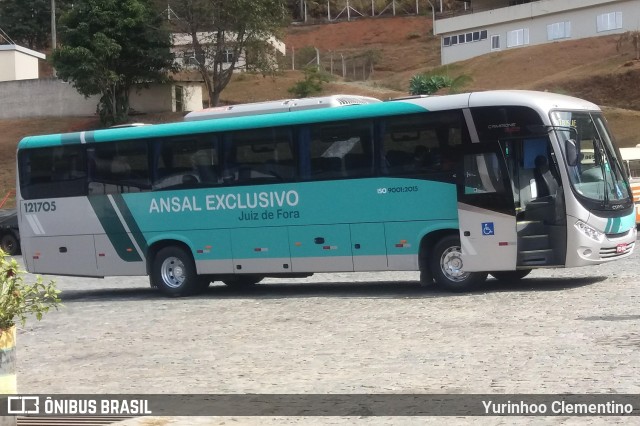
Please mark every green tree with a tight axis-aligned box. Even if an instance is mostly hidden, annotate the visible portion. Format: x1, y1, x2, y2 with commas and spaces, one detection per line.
52, 0, 175, 125
0, 0, 72, 50
288, 67, 331, 97
169, 0, 289, 106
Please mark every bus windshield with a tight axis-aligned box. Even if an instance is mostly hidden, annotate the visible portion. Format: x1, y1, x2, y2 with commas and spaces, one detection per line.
551, 111, 631, 209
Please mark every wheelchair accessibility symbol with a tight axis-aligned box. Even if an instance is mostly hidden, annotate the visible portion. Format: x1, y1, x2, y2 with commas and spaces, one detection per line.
482, 222, 495, 236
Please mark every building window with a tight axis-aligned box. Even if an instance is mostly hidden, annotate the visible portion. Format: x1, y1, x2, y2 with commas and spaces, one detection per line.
175, 85, 184, 112
184, 50, 194, 64
223, 48, 234, 63
507, 28, 529, 48
547, 21, 571, 40
442, 30, 488, 48
597, 12, 622, 32
491, 35, 500, 50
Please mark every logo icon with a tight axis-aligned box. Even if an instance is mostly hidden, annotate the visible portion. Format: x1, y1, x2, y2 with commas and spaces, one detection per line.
7, 396, 40, 415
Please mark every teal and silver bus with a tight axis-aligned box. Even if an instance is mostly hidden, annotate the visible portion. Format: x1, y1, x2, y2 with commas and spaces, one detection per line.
16, 91, 637, 296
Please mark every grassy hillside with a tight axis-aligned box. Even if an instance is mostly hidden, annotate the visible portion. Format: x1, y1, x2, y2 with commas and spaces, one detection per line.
2, 16, 640, 206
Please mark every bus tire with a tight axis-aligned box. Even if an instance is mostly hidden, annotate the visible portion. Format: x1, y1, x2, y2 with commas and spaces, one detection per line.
0, 231, 20, 256
151, 246, 200, 297
223, 275, 264, 288
419, 269, 434, 287
490, 269, 532, 282
430, 235, 487, 292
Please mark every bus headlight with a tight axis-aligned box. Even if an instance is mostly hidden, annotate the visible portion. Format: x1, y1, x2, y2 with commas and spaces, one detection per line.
575, 220, 604, 242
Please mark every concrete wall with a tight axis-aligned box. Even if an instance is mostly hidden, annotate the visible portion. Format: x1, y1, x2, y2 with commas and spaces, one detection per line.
0, 79, 204, 119
439, 0, 639, 64
0, 78, 99, 119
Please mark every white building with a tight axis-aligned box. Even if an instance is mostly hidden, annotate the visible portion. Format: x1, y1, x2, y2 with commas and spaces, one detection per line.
171, 32, 285, 70
130, 82, 203, 113
0, 44, 46, 81
436, 0, 640, 65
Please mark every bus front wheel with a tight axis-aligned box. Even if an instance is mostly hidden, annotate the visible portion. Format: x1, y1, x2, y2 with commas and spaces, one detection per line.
151, 246, 201, 297
430, 235, 487, 292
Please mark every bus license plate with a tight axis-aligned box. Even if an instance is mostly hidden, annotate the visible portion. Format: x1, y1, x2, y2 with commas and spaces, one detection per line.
616, 243, 627, 254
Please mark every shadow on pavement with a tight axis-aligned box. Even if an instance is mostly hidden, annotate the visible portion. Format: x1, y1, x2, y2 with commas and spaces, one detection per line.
58, 275, 608, 302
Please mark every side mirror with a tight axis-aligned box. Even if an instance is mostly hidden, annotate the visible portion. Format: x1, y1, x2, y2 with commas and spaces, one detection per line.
565, 139, 579, 167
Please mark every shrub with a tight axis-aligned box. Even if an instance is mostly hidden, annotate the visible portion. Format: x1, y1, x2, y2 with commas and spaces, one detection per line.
409, 73, 473, 95
0, 249, 61, 331
409, 74, 452, 95
288, 67, 331, 98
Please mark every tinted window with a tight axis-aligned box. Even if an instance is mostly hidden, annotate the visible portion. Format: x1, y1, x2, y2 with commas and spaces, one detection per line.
224, 127, 295, 184
20, 146, 87, 199
471, 106, 544, 141
88, 140, 150, 194
382, 111, 466, 176
304, 119, 374, 180
154, 136, 218, 189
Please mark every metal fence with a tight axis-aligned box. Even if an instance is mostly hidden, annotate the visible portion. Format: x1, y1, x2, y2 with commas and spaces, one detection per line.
283, 46, 381, 81
292, 0, 429, 23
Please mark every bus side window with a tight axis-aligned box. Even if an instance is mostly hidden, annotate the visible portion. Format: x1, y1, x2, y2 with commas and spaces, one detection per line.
225, 127, 295, 183
89, 140, 150, 194
152, 136, 218, 190
382, 111, 463, 177
306, 119, 373, 180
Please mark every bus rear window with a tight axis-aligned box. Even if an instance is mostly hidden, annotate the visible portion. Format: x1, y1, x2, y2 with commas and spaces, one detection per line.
19, 146, 87, 199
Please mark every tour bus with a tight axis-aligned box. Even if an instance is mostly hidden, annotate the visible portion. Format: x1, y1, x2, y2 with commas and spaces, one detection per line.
619, 145, 640, 225
16, 91, 637, 296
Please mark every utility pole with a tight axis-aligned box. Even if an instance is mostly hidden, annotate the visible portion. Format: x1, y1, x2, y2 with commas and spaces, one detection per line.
51, 0, 56, 48
51, 0, 57, 77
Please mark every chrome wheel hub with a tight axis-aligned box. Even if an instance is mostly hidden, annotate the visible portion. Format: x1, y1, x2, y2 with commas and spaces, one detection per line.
440, 246, 470, 282
161, 256, 186, 288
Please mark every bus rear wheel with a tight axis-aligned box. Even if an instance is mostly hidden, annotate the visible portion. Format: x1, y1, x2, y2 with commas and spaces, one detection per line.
151, 246, 201, 297
223, 275, 264, 288
430, 235, 487, 292
0, 231, 20, 256
490, 269, 532, 282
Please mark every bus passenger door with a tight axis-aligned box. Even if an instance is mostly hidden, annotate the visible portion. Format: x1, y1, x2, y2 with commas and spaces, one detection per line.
457, 144, 518, 272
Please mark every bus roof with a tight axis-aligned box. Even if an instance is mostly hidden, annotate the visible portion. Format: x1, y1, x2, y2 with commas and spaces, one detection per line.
183, 94, 382, 121
18, 90, 603, 150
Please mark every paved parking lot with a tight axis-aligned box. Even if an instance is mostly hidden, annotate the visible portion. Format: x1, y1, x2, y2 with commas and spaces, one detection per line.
11, 247, 640, 423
